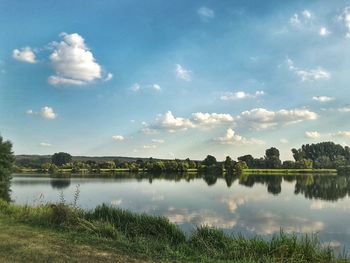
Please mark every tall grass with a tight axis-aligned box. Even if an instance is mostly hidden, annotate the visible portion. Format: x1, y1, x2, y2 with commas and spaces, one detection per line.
0, 199, 347, 263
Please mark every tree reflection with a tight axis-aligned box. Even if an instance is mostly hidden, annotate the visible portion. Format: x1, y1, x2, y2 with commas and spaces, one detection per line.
50, 177, 71, 189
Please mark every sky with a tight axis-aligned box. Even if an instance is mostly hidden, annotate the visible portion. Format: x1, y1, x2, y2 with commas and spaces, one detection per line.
1, 0, 350, 161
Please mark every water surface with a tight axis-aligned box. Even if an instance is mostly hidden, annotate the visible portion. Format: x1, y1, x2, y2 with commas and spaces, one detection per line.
7, 173, 350, 251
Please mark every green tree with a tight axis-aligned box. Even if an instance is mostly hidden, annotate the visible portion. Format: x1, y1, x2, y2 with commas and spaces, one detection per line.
51, 152, 72, 166
0, 136, 14, 182
237, 155, 254, 168
235, 161, 248, 173
265, 147, 281, 168
202, 155, 217, 167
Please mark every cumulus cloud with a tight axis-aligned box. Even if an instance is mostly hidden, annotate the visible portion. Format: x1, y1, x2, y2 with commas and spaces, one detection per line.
238, 108, 317, 129
148, 111, 235, 132
287, 58, 331, 81
319, 27, 331, 36
39, 142, 52, 147
305, 131, 321, 139
191, 112, 234, 126
48, 33, 103, 85
40, 106, 57, 119
220, 90, 264, 101
12, 47, 36, 63
213, 128, 264, 145
112, 135, 124, 141
197, 6, 215, 20
145, 107, 317, 133
155, 111, 195, 132
312, 96, 334, 102
175, 64, 191, 81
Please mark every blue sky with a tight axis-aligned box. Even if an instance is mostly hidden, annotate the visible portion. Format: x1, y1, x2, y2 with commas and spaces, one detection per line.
1, 0, 350, 160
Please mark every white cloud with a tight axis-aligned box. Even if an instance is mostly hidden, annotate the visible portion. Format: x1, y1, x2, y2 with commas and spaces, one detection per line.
130, 83, 141, 92
112, 135, 124, 141
39, 142, 52, 147
335, 131, 350, 138
175, 64, 191, 81
146, 107, 316, 133
302, 10, 312, 19
319, 27, 331, 36
305, 131, 321, 139
214, 128, 264, 145
337, 107, 350, 112
197, 6, 215, 20
26, 109, 34, 115
312, 96, 334, 102
290, 14, 301, 27
104, 73, 113, 81
131, 83, 161, 92
337, 7, 350, 38
191, 112, 234, 126
152, 139, 165, 144
41, 106, 57, 120
290, 10, 312, 27
151, 84, 161, 91
12, 47, 36, 63
287, 58, 331, 81
220, 90, 264, 101
155, 111, 195, 132
238, 108, 317, 129
48, 33, 102, 85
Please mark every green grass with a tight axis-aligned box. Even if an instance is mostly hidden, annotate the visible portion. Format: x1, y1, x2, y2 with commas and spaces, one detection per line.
0, 200, 348, 263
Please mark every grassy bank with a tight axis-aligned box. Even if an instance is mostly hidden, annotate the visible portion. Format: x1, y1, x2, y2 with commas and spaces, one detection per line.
0, 200, 348, 263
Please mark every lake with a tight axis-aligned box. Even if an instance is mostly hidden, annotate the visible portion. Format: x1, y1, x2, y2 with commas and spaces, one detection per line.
6, 173, 350, 252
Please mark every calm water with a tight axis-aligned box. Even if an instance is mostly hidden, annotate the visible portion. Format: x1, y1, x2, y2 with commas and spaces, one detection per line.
7, 173, 350, 251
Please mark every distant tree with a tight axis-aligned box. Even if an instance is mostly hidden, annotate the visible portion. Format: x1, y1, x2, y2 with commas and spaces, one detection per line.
235, 161, 248, 173
265, 147, 281, 168
282, 160, 296, 169
224, 156, 234, 171
293, 142, 346, 162
51, 152, 72, 166
237, 155, 254, 168
0, 136, 14, 182
101, 161, 116, 169
48, 164, 58, 174
202, 155, 217, 167
295, 159, 313, 169
314, 156, 332, 169
291, 148, 305, 162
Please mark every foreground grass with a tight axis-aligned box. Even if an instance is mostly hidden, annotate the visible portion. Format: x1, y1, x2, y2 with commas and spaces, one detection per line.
0, 200, 348, 263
